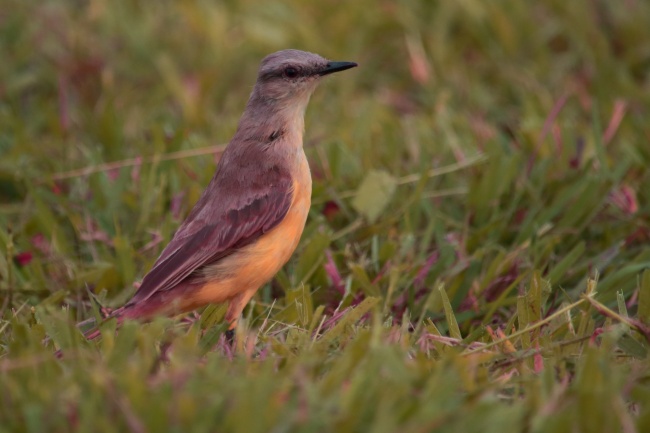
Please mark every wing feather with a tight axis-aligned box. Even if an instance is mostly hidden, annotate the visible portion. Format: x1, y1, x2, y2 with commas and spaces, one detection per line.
127, 162, 293, 306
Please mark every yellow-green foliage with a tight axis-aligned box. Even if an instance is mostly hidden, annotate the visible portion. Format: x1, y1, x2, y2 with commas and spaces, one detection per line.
2, 0, 650, 432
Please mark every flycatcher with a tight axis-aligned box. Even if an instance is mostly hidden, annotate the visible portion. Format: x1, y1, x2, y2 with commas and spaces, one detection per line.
94, 50, 356, 340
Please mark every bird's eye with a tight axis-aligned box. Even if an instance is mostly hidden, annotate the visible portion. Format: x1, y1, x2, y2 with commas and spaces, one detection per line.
283, 67, 299, 78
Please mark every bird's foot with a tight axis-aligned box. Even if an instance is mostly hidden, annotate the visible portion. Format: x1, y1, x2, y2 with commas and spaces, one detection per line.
225, 329, 235, 345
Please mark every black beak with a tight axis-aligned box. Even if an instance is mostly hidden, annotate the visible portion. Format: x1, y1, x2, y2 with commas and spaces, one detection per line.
318, 61, 358, 76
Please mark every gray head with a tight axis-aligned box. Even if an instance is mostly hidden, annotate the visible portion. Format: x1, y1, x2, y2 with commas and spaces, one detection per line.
251, 49, 357, 104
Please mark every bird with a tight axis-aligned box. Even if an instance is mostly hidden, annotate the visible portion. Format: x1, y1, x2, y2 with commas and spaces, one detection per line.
87, 49, 357, 342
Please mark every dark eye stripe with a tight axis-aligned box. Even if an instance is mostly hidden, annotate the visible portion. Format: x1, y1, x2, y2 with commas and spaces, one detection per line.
259, 65, 312, 82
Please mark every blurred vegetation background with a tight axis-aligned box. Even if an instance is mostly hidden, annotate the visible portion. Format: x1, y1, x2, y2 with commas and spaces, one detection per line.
1, 0, 650, 432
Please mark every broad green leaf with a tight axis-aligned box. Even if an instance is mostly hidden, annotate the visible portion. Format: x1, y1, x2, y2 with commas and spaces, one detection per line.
352, 170, 397, 223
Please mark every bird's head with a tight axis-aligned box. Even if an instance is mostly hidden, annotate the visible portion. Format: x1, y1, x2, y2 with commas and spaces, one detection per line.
251, 49, 357, 106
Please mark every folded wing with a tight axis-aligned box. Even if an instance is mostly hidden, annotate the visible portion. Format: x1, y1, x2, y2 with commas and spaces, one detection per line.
126, 165, 293, 306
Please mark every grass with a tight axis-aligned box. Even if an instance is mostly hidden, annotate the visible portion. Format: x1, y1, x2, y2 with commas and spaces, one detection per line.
2, 0, 650, 431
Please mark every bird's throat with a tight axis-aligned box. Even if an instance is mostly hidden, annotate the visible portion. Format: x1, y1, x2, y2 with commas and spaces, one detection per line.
236, 96, 309, 150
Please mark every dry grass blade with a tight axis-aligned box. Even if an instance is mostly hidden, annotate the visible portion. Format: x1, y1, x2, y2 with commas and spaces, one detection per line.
50, 144, 227, 180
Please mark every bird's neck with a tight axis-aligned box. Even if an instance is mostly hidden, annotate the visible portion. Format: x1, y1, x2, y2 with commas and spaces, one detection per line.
234, 94, 311, 150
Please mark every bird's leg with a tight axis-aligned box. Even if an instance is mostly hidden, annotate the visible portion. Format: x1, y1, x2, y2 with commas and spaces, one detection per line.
224, 288, 258, 345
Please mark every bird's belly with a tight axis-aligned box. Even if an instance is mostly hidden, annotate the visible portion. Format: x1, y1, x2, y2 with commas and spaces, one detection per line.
193, 176, 311, 304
